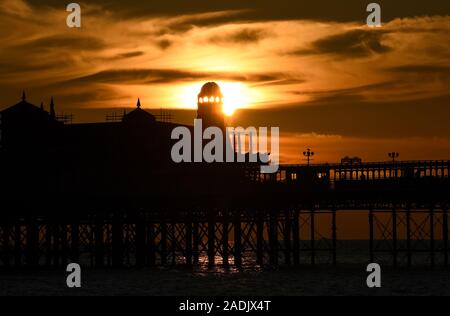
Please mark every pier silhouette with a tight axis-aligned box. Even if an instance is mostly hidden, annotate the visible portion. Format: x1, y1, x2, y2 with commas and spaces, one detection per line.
0, 87, 449, 269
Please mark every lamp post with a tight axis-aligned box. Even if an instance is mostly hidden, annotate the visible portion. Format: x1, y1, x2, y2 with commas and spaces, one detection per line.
388, 152, 400, 163
303, 148, 314, 166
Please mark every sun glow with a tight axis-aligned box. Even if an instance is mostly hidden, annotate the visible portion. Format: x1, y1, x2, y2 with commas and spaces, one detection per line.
220, 82, 252, 116
177, 82, 254, 116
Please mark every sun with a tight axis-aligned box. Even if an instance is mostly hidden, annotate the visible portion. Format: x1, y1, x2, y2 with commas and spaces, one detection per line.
219, 82, 251, 116
176, 82, 253, 116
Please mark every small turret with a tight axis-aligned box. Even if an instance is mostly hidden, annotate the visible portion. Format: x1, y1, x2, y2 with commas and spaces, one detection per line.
50, 97, 56, 119
197, 82, 225, 129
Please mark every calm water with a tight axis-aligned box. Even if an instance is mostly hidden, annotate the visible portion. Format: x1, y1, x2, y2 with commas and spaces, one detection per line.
1, 264, 449, 296
1, 241, 447, 296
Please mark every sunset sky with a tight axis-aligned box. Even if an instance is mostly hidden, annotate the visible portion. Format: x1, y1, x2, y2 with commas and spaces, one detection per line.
1, 0, 450, 163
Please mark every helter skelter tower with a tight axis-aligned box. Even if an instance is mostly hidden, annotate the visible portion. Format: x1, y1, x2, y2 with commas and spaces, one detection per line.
197, 82, 225, 130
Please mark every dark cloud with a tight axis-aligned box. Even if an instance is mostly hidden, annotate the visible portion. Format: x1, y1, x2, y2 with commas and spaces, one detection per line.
68, 69, 212, 85
388, 65, 450, 74
235, 94, 450, 138
156, 39, 172, 50
385, 65, 450, 85
28, 0, 450, 24
292, 29, 392, 59
231, 29, 267, 43
252, 78, 306, 87
97, 51, 146, 62
210, 28, 269, 45
160, 10, 250, 35
13, 34, 107, 51
115, 51, 145, 59
0, 60, 64, 74
53, 87, 128, 108
67, 68, 303, 85
295, 81, 397, 100
0, 50, 78, 78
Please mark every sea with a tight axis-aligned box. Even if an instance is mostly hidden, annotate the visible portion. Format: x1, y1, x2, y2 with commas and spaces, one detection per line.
0, 240, 448, 296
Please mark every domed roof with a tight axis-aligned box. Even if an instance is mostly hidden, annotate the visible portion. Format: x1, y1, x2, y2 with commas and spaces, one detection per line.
199, 82, 223, 97
122, 98, 156, 125
1, 91, 55, 122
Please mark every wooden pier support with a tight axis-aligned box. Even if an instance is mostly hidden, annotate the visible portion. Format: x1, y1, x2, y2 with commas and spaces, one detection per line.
89, 223, 95, 267
148, 222, 156, 266
3, 203, 450, 269
112, 213, 124, 267
430, 208, 435, 267
310, 209, 315, 265
293, 210, 300, 265
256, 211, 264, 266
14, 223, 21, 267
332, 209, 337, 266
233, 212, 242, 268
170, 222, 176, 266
208, 212, 216, 267
160, 221, 168, 266
185, 220, 193, 266
392, 207, 398, 268
135, 215, 146, 267
406, 209, 412, 267
222, 212, 229, 267
2, 221, 11, 267
53, 223, 60, 267
369, 209, 374, 263
444, 208, 449, 267
61, 224, 68, 266
45, 223, 52, 267
284, 210, 292, 265
26, 217, 39, 267
95, 216, 104, 267
71, 220, 79, 263
193, 221, 199, 265
269, 211, 278, 265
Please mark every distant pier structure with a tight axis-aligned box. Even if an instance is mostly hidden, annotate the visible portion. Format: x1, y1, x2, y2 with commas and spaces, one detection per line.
0, 87, 449, 269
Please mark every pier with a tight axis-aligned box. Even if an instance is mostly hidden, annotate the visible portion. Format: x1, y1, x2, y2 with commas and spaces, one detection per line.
1, 160, 449, 269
